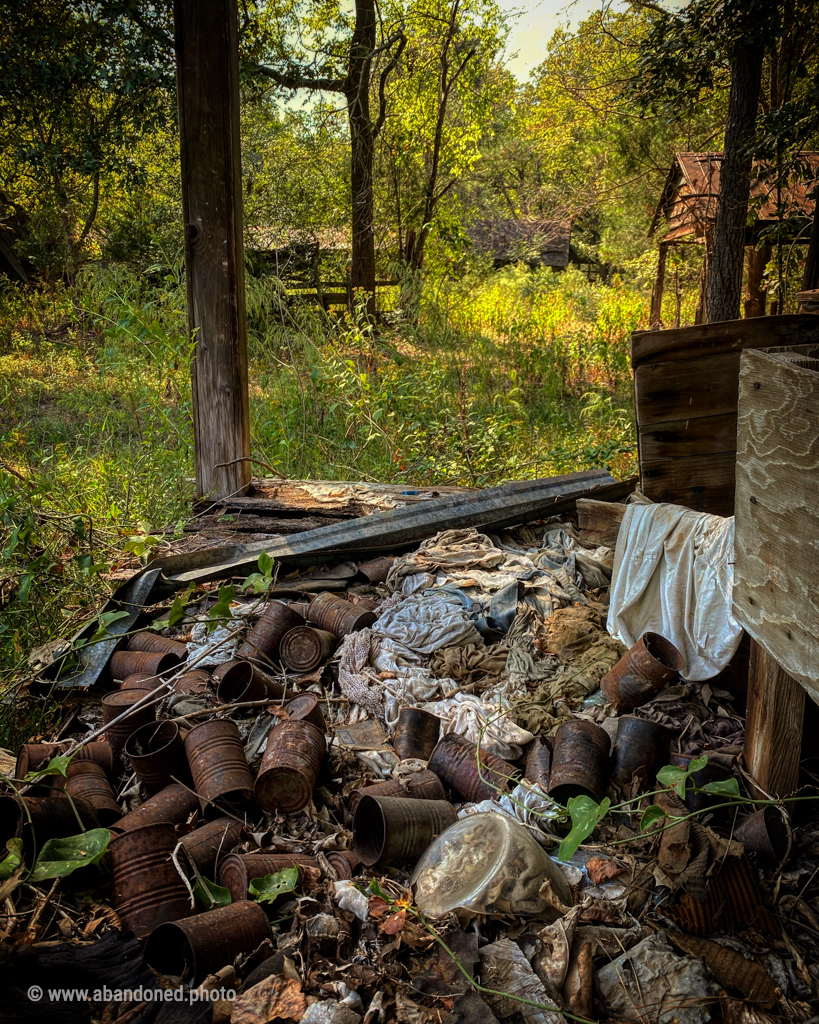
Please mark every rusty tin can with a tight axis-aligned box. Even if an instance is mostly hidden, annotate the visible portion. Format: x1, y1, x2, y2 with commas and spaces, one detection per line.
601, 632, 684, 710
326, 849, 360, 879
393, 708, 440, 761
17, 740, 115, 788
279, 627, 337, 672
238, 600, 305, 663
74, 740, 116, 776
110, 650, 179, 684
174, 669, 213, 696
184, 719, 254, 816
308, 592, 377, 637
214, 659, 284, 704
524, 736, 553, 790
357, 556, 395, 584
127, 631, 188, 660
109, 782, 199, 833
354, 795, 457, 867
668, 753, 734, 813
735, 806, 789, 865
125, 720, 190, 795
109, 822, 194, 939
219, 852, 319, 902
144, 900, 272, 984
101, 688, 157, 753
179, 816, 250, 875
121, 673, 154, 690
347, 769, 446, 814
254, 720, 325, 814
611, 716, 674, 791
65, 760, 121, 827
284, 693, 327, 733
0, 794, 98, 855
548, 720, 612, 805
427, 732, 518, 802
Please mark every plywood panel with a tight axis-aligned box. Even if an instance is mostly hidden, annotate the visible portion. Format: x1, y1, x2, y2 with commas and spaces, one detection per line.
733, 347, 819, 699
634, 354, 741, 424
640, 452, 736, 515
639, 412, 737, 462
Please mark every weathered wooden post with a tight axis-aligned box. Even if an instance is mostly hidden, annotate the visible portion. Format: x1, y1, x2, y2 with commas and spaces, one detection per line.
174, 0, 251, 500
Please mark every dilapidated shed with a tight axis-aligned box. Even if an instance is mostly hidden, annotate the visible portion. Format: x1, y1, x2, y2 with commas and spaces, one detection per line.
466, 218, 571, 269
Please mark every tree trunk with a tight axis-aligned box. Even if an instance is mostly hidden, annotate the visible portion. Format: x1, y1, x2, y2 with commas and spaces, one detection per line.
346, 0, 377, 318
744, 243, 771, 317
705, 40, 765, 323
650, 243, 667, 327
801, 192, 819, 291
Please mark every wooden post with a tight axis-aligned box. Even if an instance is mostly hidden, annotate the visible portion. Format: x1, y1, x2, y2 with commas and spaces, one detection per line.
744, 639, 805, 798
174, 0, 251, 500
650, 243, 668, 327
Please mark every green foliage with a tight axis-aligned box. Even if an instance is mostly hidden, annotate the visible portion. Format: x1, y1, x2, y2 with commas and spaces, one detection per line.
195, 877, 233, 909
208, 584, 237, 633
243, 550, 276, 595
559, 795, 611, 862
249, 867, 299, 904
29, 828, 110, 882
0, 839, 23, 880
656, 754, 709, 800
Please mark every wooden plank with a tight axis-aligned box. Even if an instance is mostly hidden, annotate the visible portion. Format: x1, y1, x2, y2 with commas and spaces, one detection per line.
733, 347, 819, 698
576, 499, 627, 549
174, 0, 251, 501
630, 314, 819, 369
639, 452, 736, 515
744, 639, 805, 798
634, 354, 742, 424
638, 412, 738, 462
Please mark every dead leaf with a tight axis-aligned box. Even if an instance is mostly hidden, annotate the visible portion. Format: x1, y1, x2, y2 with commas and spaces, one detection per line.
368, 896, 391, 920
230, 974, 307, 1024
380, 910, 406, 935
585, 857, 621, 886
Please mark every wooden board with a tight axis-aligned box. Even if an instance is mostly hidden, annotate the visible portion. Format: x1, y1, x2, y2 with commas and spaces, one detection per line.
733, 347, 819, 699
576, 499, 627, 549
639, 452, 737, 515
638, 412, 738, 462
634, 354, 742, 424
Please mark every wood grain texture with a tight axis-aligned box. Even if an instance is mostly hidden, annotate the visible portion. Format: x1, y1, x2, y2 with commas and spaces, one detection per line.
175, 0, 251, 500
638, 412, 738, 462
744, 639, 805, 798
634, 354, 742, 424
630, 314, 819, 368
576, 499, 627, 548
639, 452, 737, 515
733, 347, 819, 698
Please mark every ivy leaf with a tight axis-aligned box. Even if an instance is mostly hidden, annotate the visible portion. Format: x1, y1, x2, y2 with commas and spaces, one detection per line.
90, 609, 129, 644
640, 804, 668, 833
699, 777, 740, 797
366, 877, 391, 901
26, 754, 72, 782
0, 838, 23, 880
657, 754, 708, 799
249, 867, 298, 904
194, 877, 233, 909
30, 829, 110, 881
258, 550, 273, 576
558, 795, 611, 862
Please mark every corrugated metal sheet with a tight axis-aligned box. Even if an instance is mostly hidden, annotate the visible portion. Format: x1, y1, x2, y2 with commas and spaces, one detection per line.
666, 855, 779, 937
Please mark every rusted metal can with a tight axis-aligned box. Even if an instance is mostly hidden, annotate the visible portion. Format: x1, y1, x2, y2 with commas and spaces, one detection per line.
109, 822, 194, 939
0, 794, 99, 855
109, 782, 199, 833
735, 807, 789, 865
144, 900, 272, 985
65, 761, 121, 827
347, 769, 446, 814
179, 817, 250, 875
326, 849, 360, 879
214, 659, 284, 704
184, 719, 254, 816
393, 708, 440, 761
357, 556, 395, 584
600, 632, 684, 710
279, 627, 337, 672
611, 716, 674, 791
237, 600, 305, 663
127, 631, 188, 660
308, 592, 377, 638
668, 753, 734, 813
101, 688, 157, 752
125, 720, 190, 795
254, 720, 325, 814
354, 795, 457, 867
548, 720, 612, 805
174, 668, 213, 696
524, 736, 553, 790
17, 740, 115, 787
427, 733, 518, 802
284, 693, 326, 733
110, 650, 179, 684
219, 852, 319, 902
121, 672, 154, 690
74, 740, 116, 776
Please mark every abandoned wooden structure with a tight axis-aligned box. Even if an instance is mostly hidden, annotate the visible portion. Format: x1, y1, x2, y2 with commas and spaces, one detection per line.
648, 152, 819, 324
466, 218, 572, 269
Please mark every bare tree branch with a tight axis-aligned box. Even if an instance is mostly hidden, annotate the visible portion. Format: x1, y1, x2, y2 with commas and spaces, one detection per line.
373, 29, 407, 139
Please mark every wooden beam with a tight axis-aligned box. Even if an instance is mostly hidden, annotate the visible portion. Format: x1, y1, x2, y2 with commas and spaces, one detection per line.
174, 0, 251, 500
743, 243, 771, 318
744, 639, 804, 798
650, 243, 668, 327
576, 499, 627, 549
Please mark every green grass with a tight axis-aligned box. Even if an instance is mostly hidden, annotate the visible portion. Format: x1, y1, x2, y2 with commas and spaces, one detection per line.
0, 260, 647, 689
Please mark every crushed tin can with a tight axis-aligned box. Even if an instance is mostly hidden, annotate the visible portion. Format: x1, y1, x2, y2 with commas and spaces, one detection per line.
283, 692, 327, 733
254, 720, 325, 814
548, 720, 612, 805
127, 631, 188, 660
611, 716, 674, 791
307, 592, 377, 638
109, 782, 199, 833
347, 769, 446, 814
237, 600, 305, 664
279, 626, 337, 672
109, 649, 180, 684
125, 720, 190, 795
184, 719, 254, 817
179, 816, 250, 875
392, 708, 440, 761
101, 688, 156, 752
523, 736, 553, 790
219, 852, 319, 902
601, 632, 684, 710
65, 760, 121, 827
353, 794, 457, 867
357, 556, 395, 584
109, 822, 195, 939
144, 900, 272, 985
427, 732, 518, 802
